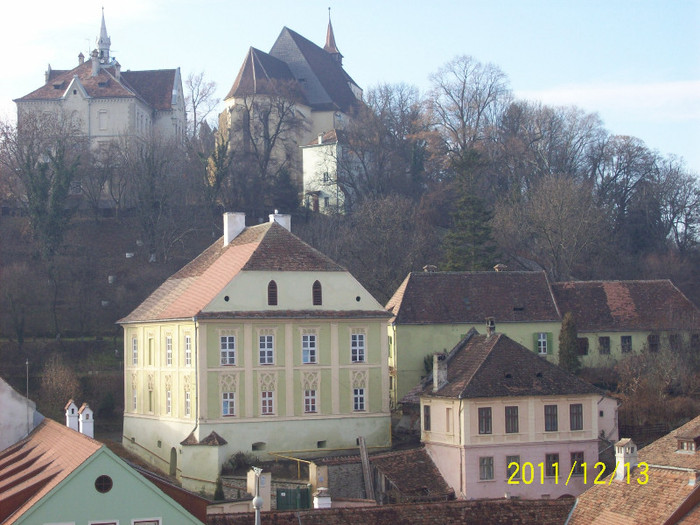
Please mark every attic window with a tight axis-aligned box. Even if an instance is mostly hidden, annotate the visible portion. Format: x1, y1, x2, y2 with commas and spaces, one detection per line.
267, 280, 278, 306
312, 280, 322, 306
536, 372, 543, 378
73, 89, 77, 95
513, 306, 524, 312
98, 80, 108, 87
53, 83, 63, 89
95, 475, 113, 493
504, 373, 512, 379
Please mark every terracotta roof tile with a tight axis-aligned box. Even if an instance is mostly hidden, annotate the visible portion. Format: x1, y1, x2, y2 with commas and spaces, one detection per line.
422, 332, 602, 399
370, 448, 454, 500
551, 280, 700, 331
386, 271, 561, 325
0, 419, 101, 524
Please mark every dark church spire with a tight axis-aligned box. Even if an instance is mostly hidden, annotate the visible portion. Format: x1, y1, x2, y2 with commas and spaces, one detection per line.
324, 7, 343, 66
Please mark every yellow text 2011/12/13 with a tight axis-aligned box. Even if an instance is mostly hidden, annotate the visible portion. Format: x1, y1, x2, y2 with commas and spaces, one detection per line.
507, 461, 649, 486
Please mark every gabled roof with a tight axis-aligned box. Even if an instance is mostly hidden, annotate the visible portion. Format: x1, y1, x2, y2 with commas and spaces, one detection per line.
386, 271, 561, 325
119, 222, 385, 324
270, 27, 361, 113
552, 280, 700, 332
224, 47, 303, 102
0, 419, 101, 523
370, 447, 454, 501
15, 61, 178, 112
420, 332, 602, 400
568, 415, 700, 524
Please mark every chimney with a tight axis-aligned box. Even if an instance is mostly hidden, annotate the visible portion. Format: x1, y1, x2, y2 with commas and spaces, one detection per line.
433, 354, 448, 392
78, 52, 85, 65
65, 399, 79, 431
318, 133, 324, 144
494, 264, 507, 272
91, 49, 100, 76
114, 61, 121, 81
614, 438, 638, 480
78, 403, 94, 438
223, 212, 246, 246
313, 487, 332, 509
486, 317, 496, 336
269, 210, 291, 231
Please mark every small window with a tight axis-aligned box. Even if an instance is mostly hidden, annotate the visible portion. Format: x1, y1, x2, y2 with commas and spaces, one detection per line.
577, 337, 589, 356
95, 475, 113, 493
166, 390, 171, 415
571, 452, 584, 476
648, 334, 660, 352
505, 406, 519, 434
185, 335, 192, 366
302, 333, 317, 364
353, 387, 366, 411
570, 403, 583, 431
312, 280, 322, 305
423, 405, 431, 431
669, 333, 681, 351
261, 390, 274, 415
536, 332, 549, 355
267, 280, 278, 306
185, 391, 191, 416
351, 330, 366, 363
317, 440, 327, 449
545, 453, 559, 477
545, 405, 558, 432
220, 335, 236, 365
478, 407, 492, 435
259, 333, 274, 365
222, 392, 235, 416
691, 334, 700, 352
506, 455, 520, 479
598, 336, 610, 355
166, 336, 173, 365
132, 337, 139, 365
479, 456, 494, 480
621, 335, 632, 354
304, 389, 317, 413
252, 442, 267, 451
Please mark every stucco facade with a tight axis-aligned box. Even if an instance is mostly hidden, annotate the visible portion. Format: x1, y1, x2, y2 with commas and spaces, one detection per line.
0, 377, 43, 451
120, 213, 391, 495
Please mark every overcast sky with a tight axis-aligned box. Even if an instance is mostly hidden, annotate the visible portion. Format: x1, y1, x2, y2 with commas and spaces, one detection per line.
1, 0, 698, 173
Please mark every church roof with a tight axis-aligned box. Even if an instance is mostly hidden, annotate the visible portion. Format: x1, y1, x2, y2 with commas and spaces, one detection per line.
119, 221, 387, 324
224, 47, 304, 102
551, 280, 700, 331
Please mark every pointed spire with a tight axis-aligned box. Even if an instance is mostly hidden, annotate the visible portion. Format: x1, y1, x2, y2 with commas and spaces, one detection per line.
324, 7, 343, 65
97, 7, 111, 62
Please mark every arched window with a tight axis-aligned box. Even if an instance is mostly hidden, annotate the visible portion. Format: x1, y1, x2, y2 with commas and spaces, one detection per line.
312, 280, 322, 306
267, 280, 278, 306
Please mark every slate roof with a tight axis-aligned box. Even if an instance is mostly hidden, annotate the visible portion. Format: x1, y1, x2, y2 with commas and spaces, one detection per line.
386, 271, 561, 325
369, 448, 454, 501
269, 27, 361, 113
119, 222, 387, 324
206, 497, 575, 525
15, 61, 178, 112
568, 415, 700, 524
225, 47, 304, 102
419, 332, 602, 400
0, 418, 102, 524
551, 280, 700, 332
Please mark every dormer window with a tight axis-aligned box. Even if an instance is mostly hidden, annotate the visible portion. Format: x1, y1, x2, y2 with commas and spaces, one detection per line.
679, 440, 696, 452
267, 280, 278, 306
312, 280, 322, 306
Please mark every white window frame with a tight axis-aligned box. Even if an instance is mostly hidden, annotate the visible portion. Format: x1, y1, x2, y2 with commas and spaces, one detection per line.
165, 390, 171, 415
304, 389, 317, 413
353, 387, 366, 411
165, 336, 173, 366
185, 391, 191, 416
351, 331, 366, 363
222, 391, 235, 416
261, 390, 274, 415
537, 332, 548, 355
131, 337, 138, 366
185, 335, 192, 366
220, 335, 236, 365
259, 334, 274, 365
302, 334, 317, 364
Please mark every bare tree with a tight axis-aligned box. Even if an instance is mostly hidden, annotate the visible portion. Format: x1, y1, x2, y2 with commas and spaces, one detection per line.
185, 71, 220, 139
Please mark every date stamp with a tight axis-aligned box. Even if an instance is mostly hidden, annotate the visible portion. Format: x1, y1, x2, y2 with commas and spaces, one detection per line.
507, 461, 649, 486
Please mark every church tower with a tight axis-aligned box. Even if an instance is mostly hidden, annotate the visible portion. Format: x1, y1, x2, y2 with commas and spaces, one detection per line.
97, 8, 111, 63
323, 9, 343, 66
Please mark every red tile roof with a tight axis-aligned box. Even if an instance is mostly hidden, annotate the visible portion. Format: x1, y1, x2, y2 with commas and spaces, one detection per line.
419, 332, 602, 400
369, 448, 454, 501
386, 271, 561, 325
16, 61, 178, 112
119, 222, 386, 324
0, 419, 101, 524
206, 497, 574, 525
569, 414, 700, 524
551, 280, 700, 332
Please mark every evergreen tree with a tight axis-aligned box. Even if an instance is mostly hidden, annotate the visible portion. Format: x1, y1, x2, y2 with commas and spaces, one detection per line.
558, 312, 581, 374
442, 188, 498, 271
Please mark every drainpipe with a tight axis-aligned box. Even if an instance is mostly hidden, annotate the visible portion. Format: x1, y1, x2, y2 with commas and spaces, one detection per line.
187, 317, 200, 439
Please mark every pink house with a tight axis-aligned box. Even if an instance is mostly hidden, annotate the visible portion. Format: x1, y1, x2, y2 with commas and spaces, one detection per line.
413, 329, 618, 500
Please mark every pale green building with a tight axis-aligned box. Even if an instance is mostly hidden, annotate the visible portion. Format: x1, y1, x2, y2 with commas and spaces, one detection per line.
119, 213, 391, 495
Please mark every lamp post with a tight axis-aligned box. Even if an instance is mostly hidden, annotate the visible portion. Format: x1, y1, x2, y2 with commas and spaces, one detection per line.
252, 466, 263, 525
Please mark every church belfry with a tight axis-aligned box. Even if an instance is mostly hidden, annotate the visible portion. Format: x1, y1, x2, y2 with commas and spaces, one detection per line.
323, 8, 343, 66
97, 8, 111, 62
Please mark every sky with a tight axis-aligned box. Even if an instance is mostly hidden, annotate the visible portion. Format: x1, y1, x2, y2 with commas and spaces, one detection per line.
1, 0, 699, 173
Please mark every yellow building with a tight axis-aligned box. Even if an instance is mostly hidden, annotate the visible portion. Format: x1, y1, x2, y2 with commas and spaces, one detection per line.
119, 212, 390, 495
